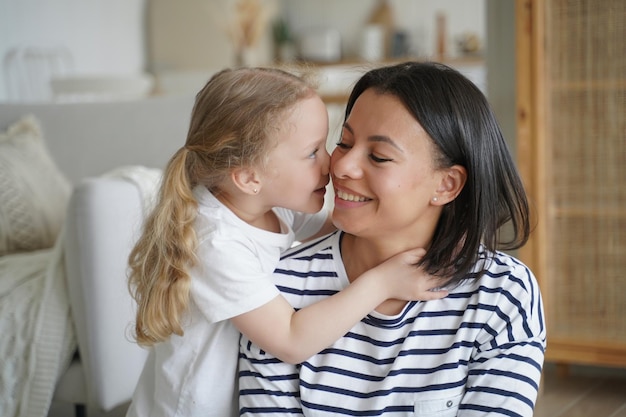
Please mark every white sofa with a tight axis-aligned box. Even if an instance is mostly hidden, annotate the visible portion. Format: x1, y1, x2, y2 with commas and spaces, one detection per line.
0, 94, 195, 417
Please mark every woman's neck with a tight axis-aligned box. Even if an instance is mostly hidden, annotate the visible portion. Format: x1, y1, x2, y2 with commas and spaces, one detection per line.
341, 234, 385, 281
341, 232, 427, 279
340, 232, 430, 316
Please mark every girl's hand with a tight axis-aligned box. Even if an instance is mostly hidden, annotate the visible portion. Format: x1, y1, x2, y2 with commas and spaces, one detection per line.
373, 248, 448, 301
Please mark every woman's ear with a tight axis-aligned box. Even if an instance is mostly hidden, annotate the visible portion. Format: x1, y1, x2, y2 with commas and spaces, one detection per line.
432, 165, 467, 205
231, 167, 262, 195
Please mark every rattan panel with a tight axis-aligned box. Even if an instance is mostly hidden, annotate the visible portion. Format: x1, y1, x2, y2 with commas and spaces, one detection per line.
544, 0, 626, 345
549, 216, 626, 340
550, 89, 625, 206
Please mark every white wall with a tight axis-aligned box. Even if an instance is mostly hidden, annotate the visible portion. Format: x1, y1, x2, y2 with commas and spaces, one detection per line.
0, 0, 147, 102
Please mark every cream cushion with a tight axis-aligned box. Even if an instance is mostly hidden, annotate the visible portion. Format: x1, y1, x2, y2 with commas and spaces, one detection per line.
0, 116, 71, 255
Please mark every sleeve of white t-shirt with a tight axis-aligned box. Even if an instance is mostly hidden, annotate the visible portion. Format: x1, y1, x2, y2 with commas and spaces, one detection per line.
275, 207, 329, 242
190, 229, 279, 324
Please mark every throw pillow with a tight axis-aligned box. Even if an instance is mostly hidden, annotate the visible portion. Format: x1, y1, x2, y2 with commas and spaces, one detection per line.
0, 115, 72, 255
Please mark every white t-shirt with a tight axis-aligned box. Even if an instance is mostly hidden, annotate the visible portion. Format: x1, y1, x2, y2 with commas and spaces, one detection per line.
127, 185, 327, 417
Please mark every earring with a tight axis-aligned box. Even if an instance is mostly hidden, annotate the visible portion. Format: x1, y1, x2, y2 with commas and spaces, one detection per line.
253, 188, 258, 194
432, 196, 438, 202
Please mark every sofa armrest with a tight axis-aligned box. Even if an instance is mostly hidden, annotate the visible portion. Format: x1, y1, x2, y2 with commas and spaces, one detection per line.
63, 176, 149, 411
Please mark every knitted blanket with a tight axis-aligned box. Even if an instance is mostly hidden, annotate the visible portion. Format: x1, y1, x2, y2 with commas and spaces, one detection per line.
0, 165, 161, 417
0, 232, 74, 417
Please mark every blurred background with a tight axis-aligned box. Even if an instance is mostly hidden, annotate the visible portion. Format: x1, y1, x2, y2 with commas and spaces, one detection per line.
2, 2, 625, 416
2, 0, 512, 155
0, 0, 495, 98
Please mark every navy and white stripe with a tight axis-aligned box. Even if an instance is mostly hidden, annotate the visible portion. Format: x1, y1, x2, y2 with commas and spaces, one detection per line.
239, 231, 546, 416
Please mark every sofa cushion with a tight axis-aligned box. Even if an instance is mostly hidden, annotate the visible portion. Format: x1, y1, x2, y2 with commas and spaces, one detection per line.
0, 115, 71, 255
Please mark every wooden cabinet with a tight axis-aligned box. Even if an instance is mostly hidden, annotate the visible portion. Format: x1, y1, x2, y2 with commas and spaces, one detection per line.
515, 0, 626, 367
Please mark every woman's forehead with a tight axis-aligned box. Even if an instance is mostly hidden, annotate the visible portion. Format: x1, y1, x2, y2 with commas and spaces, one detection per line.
346, 90, 429, 146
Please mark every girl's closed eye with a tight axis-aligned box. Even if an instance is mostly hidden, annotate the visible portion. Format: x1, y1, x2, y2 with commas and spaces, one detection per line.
308, 147, 319, 159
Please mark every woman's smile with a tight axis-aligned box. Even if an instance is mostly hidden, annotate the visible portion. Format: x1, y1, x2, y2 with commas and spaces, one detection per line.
335, 188, 370, 203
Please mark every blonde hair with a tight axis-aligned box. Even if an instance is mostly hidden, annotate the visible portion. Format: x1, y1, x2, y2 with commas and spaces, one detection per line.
128, 67, 316, 346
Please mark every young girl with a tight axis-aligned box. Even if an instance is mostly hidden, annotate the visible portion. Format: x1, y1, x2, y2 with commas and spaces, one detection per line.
125, 67, 447, 417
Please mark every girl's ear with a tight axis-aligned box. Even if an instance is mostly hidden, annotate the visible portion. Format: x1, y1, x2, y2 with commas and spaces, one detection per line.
231, 167, 262, 195
432, 165, 467, 205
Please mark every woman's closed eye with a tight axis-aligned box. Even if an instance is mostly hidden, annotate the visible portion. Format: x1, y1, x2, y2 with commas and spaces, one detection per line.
335, 141, 393, 163
370, 154, 393, 163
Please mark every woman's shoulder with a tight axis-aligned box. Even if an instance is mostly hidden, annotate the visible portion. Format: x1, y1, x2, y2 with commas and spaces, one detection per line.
484, 249, 532, 272
465, 248, 541, 302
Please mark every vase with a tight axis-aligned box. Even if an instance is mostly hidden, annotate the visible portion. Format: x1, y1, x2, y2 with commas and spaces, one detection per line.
235, 47, 257, 67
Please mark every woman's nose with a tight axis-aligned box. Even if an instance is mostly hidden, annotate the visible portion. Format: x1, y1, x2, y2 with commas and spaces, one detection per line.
331, 148, 362, 179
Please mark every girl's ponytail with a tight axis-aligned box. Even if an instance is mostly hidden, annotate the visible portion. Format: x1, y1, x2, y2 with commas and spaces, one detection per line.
128, 148, 199, 346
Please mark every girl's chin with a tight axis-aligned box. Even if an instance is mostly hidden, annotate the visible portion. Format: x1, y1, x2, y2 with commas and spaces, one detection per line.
301, 199, 325, 214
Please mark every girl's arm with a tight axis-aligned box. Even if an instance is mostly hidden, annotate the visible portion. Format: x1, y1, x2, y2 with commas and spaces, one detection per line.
231, 248, 447, 364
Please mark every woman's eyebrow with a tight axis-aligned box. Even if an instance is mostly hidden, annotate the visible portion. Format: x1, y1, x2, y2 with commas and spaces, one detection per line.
368, 134, 402, 151
343, 121, 402, 151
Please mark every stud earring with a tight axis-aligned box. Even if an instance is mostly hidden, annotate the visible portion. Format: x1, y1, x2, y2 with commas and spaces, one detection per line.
432, 196, 438, 202
253, 188, 258, 194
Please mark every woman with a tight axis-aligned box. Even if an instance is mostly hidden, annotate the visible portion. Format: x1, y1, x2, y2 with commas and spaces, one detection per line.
238, 61, 546, 416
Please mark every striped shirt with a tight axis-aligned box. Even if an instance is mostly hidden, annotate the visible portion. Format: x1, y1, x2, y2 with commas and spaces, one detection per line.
239, 231, 546, 416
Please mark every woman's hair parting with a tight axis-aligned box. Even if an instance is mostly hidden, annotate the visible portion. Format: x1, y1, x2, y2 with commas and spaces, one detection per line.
346, 61, 530, 285
128, 67, 316, 345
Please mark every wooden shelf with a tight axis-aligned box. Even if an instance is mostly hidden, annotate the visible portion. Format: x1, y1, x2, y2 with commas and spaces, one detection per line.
546, 339, 626, 368
304, 56, 486, 105
297, 55, 485, 68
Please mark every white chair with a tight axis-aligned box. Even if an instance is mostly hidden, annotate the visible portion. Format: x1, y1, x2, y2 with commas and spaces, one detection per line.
53, 177, 150, 416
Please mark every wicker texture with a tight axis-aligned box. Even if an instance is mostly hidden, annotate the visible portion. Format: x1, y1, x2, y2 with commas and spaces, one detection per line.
545, 0, 625, 342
